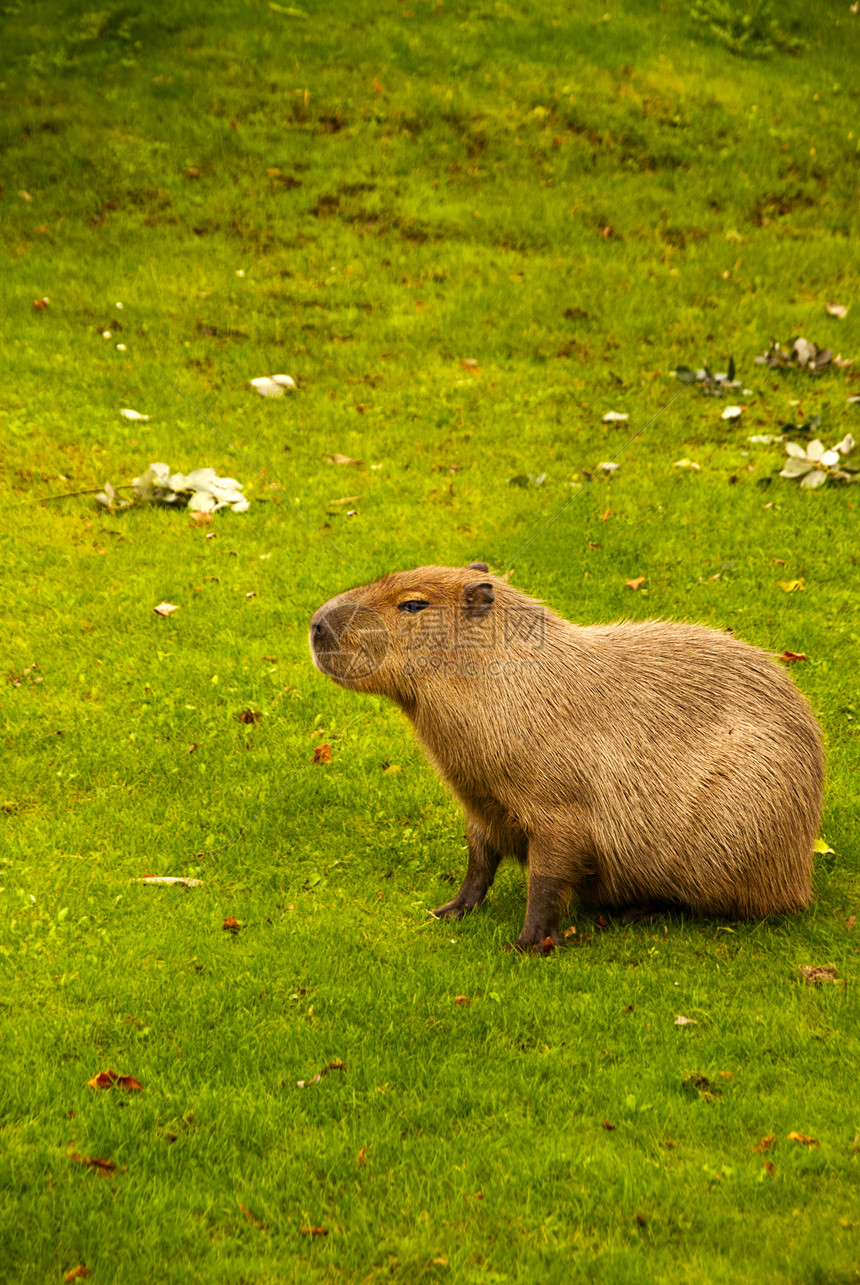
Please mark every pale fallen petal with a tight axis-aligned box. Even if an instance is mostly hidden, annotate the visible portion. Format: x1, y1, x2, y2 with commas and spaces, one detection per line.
602, 411, 629, 423
806, 439, 825, 461
250, 374, 296, 397
825, 302, 848, 320
597, 461, 620, 473
120, 408, 150, 421
834, 433, 855, 455
800, 470, 829, 489
721, 405, 743, 420
153, 601, 180, 616
135, 876, 204, 887
673, 458, 700, 470
674, 1015, 697, 1026
748, 435, 784, 444
785, 442, 808, 459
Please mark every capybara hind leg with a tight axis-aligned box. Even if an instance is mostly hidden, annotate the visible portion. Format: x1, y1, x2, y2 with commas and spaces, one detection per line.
433, 824, 503, 920
620, 904, 666, 926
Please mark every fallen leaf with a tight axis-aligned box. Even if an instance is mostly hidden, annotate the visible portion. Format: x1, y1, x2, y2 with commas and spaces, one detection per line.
825, 302, 848, 320
601, 507, 611, 521
721, 405, 743, 420
184, 166, 200, 179
33, 297, 50, 309
87, 1069, 142, 1091
372, 78, 384, 94
787, 1131, 820, 1148
459, 357, 479, 369
779, 651, 808, 664
673, 458, 701, 470
153, 601, 180, 617
326, 454, 363, 466
190, 511, 212, 527
18, 189, 33, 201
602, 1120, 616, 1130
330, 495, 360, 505
845, 916, 856, 930
564, 925, 577, 938
313, 743, 331, 764
799, 964, 839, 985
539, 936, 555, 955
223, 915, 240, 933
70, 1153, 116, 1173
778, 579, 805, 593
300, 1226, 329, 1237
453, 995, 471, 1007
674, 1015, 697, 1026
813, 838, 834, 855
356, 1147, 367, 1167
597, 461, 620, 473
296, 1059, 345, 1088
625, 576, 646, 590
718, 1071, 734, 1081
762, 1160, 775, 1175
136, 875, 204, 886
64, 1268, 91, 1282
238, 709, 262, 724
754, 1134, 776, 1152
602, 411, 629, 423
250, 374, 296, 397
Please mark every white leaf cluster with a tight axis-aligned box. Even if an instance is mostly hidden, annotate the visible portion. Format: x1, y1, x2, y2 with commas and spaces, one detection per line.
132, 462, 250, 512
780, 434, 856, 489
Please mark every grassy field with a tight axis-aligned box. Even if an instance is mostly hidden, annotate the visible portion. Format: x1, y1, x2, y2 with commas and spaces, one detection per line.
2, 1, 860, 1281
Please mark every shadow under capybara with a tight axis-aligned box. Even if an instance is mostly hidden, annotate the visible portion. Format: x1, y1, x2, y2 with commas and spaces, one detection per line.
309, 563, 824, 952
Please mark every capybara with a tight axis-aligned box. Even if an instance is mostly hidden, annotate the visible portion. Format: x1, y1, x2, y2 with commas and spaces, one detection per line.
309, 563, 824, 951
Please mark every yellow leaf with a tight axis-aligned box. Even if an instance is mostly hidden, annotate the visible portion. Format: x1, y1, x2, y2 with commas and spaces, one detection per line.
778, 579, 805, 593
813, 838, 833, 855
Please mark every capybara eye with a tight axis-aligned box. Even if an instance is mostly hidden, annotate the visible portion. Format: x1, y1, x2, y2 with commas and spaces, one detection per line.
398, 600, 430, 614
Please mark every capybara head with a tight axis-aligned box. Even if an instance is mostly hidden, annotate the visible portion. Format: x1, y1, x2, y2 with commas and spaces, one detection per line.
309, 562, 520, 700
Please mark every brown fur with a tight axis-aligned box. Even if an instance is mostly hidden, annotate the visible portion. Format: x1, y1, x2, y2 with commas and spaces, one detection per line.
309, 564, 824, 951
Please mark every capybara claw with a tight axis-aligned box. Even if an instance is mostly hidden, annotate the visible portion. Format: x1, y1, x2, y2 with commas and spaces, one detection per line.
432, 900, 467, 920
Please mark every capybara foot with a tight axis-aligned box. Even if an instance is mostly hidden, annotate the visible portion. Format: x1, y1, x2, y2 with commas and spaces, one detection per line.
509, 927, 562, 955
432, 895, 482, 920
620, 904, 665, 926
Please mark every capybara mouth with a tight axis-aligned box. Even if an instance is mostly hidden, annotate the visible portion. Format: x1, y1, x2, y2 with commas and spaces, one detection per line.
310, 601, 390, 683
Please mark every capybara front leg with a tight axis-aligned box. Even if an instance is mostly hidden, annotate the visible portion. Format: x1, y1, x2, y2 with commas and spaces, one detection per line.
513, 833, 582, 953
433, 823, 503, 921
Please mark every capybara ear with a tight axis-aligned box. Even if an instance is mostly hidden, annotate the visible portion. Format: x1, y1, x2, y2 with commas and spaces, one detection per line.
464, 581, 494, 618
467, 561, 489, 572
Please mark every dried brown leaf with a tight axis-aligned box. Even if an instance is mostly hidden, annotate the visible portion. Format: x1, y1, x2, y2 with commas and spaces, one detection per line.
356, 1146, 367, 1167
64, 1268, 91, 1282
754, 1134, 775, 1152
326, 454, 363, 466
70, 1153, 116, 1173
238, 709, 262, 724
223, 916, 240, 933
779, 651, 808, 664
602, 1120, 616, 1131
787, 1131, 820, 1148
625, 576, 646, 590
845, 916, 856, 931
300, 1226, 329, 1237
453, 995, 471, 1007
313, 743, 331, 764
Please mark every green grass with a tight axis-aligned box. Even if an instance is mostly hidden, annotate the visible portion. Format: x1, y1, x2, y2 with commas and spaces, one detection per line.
1, 1, 860, 1281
